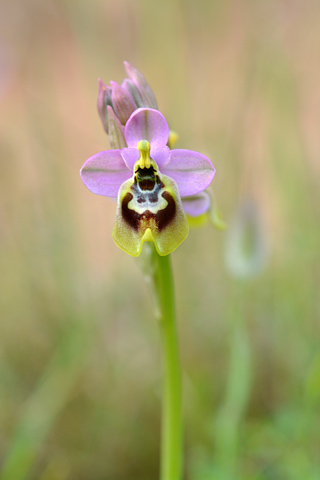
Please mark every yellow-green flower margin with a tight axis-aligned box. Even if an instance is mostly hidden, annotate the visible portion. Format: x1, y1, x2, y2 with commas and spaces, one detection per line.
113, 172, 189, 256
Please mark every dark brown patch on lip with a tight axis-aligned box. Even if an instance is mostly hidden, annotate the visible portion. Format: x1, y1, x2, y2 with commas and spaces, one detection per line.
122, 193, 140, 231
121, 190, 176, 233
139, 179, 155, 190
156, 191, 176, 231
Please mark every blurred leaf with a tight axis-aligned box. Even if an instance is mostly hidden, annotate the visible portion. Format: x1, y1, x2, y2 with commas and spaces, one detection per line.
0, 323, 93, 480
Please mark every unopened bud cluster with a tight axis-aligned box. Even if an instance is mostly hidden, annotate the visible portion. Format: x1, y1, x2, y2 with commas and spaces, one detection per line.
97, 62, 158, 149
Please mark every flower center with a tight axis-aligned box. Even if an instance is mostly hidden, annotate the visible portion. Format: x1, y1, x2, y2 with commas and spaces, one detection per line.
135, 140, 158, 171
133, 140, 160, 192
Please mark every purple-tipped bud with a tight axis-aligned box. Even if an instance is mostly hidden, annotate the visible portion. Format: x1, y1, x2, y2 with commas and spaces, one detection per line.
124, 61, 158, 109
110, 81, 137, 125
97, 78, 113, 133
121, 78, 144, 108
107, 106, 127, 150
96, 64, 158, 139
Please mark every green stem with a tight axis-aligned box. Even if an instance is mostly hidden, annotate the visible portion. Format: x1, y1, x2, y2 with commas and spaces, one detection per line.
150, 248, 183, 480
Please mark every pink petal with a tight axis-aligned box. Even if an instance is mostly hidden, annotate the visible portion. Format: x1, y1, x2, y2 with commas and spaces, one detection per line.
162, 149, 215, 197
182, 192, 211, 217
80, 150, 131, 197
121, 147, 139, 169
151, 146, 170, 168
124, 108, 169, 148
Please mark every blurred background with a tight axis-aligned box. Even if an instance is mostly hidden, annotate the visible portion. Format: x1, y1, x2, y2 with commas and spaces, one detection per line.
1, 0, 320, 479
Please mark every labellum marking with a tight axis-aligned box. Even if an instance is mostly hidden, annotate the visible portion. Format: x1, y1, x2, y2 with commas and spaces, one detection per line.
122, 189, 176, 233
112, 139, 189, 256
121, 162, 176, 232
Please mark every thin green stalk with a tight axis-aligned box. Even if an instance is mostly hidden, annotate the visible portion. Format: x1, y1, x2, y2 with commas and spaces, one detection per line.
150, 247, 183, 480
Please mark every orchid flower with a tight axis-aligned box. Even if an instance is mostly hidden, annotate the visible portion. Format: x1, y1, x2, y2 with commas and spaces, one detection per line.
96, 62, 214, 222
80, 107, 215, 256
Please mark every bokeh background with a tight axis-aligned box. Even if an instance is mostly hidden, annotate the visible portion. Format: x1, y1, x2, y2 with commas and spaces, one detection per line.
1, 0, 320, 479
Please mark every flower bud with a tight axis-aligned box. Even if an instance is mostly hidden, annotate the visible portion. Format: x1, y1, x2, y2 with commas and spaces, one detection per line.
97, 78, 113, 134
107, 106, 127, 149
97, 63, 158, 138
110, 81, 137, 125
121, 78, 144, 108
167, 130, 179, 149
124, 61, 158, 109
